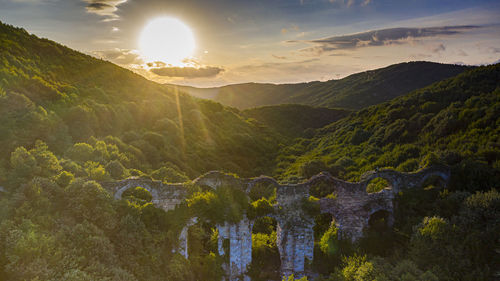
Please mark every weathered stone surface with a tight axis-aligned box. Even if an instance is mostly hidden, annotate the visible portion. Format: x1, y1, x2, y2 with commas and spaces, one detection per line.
101, 178, 187, 211
102, 166, 450, 280
177, 217, 198, 258
217, 216, 253, 281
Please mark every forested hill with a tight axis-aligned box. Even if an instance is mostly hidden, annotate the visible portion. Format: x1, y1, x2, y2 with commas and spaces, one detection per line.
171, 61, 470, 110
242, 104, 350, 139
0, 20, 499, 281
276, 63, 500, 186
273, 64, 500, 280
0, 21, 281, 180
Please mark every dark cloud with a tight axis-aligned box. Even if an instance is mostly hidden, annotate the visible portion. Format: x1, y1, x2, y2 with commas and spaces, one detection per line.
432, 43, 446, 53
84, 0, 127, 20
147, 61, 167, 68
87, 2, 112, 10
292, 25, 480, 55
92, 48, 143, 65
150, 66, 224, 78
488, 47, 500, 53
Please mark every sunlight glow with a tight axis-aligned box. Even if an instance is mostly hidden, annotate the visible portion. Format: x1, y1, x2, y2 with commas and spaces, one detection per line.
139, 17, 195, 65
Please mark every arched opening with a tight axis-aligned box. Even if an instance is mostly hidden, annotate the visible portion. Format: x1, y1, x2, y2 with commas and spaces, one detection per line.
310, 179, 336, 199
368, 210, 392, 231
312, 213, 353, 276
122, 186, 153, 205
394, 183, 442, 234
187, 220, 223, 280
421, 174, 447, 190
247, 180, 280, 280
247, 216, 281, 281
359, 210, 395, 256
248, 181, 277, 202
366, 177, 391, 193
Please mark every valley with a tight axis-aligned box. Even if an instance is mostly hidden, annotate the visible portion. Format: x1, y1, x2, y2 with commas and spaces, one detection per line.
0, 20, 498, 281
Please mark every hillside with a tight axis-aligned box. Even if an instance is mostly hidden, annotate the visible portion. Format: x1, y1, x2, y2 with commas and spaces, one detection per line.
0, 21, 498, 281
276, 63, 500, 185
173, 62, 470, 110
272, 63, 500, 280
0, 21, 281, 180
243, 104, 350, 139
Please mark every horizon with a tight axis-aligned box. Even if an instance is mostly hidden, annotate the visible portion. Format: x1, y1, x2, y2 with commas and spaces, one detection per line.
1, 0, 499, 87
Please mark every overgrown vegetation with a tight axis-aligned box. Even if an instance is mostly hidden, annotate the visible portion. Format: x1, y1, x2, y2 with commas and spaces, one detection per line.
0, 21, 498, 281
0, 21, 280, 181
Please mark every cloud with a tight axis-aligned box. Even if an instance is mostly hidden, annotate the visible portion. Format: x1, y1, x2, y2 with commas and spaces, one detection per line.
150, 66, 224, 78
282, 24, 300, 35
431, 43, 446, 53
84, 0, 127, 20
92, 48, 143, 65
488, 47, 500, 53
328, 0, 372, 8
292, 25, 480, 55
234, 59, 321, 74
272, 54, 288, 60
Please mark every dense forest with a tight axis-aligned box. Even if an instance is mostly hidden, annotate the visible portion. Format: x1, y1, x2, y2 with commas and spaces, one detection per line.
0, 21, 499, 281
274, 63, 500, 281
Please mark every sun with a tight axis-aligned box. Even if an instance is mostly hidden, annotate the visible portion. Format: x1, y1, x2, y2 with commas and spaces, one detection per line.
139, 17, 195, 65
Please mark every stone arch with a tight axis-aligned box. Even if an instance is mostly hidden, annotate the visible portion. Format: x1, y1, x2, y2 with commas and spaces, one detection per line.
177, 217, 198, 259
247, 177, 280, 194
365, 176, 393, 194
308, 175, 338, 199
358, 209, 396, 256
247, 177, 279, 201
419, 171, 449, 189
186, 218, 219, 259
366, 208, 394, 229
114, 181, 159, 202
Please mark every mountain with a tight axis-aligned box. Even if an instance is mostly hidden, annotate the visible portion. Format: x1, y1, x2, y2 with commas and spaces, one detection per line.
275, 63, 500, 185
171, 61, 470, 110
0, 21, 282, 179
272, 63, 500, 281
242, 104, 350, 139
0, 21, 498, 281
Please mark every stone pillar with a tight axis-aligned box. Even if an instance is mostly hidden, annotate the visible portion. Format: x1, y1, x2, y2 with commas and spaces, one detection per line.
176, 217, 198, 259
217, 217, 253, 281
277, 223, 314, 279
178, 226, 189, 258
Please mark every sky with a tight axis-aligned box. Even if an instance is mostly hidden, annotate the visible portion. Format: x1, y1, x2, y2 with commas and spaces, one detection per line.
1, 0, 499, 87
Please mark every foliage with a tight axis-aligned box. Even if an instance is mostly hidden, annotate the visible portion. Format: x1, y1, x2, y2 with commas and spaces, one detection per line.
248, 181, 276, 202
365, 177, 390, 193
319, 222, 339, 256
243, 104, 349, 139
187, 185, 249, 223
276, 63, 500, 188
0, 22, 281, 182
248, 231, 281, 281
0, 21, 498, 281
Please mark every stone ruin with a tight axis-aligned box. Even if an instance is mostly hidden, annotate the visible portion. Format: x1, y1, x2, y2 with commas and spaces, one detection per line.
101, 165, 450, 280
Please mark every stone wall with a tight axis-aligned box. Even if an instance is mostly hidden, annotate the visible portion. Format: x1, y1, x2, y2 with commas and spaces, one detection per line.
101, 165, 450, 280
